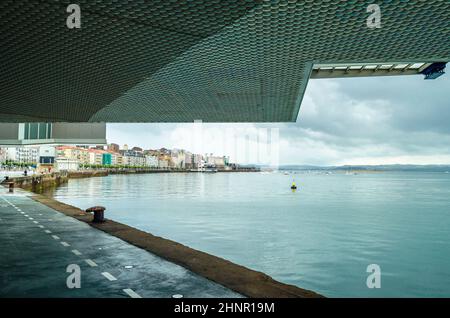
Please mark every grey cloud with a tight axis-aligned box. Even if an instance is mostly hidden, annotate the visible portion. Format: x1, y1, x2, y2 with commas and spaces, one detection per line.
106, 73, 450, 165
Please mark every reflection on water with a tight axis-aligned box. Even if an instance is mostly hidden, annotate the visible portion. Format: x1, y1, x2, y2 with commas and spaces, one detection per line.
47, 171, 450, 297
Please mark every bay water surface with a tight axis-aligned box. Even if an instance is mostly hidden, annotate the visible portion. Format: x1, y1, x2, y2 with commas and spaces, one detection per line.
47, 171, 450, 297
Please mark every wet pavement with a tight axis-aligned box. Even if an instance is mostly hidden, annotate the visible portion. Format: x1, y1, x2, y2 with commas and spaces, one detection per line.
0, 188, 241, 298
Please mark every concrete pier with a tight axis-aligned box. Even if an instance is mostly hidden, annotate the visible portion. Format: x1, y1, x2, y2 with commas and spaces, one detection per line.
0, 188, 241, 298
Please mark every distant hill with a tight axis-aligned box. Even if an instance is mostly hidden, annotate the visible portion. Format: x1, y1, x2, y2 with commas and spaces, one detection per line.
273, 164, 450, 172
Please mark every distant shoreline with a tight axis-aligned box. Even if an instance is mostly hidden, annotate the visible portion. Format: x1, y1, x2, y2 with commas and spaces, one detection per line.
276, 164, 450, 173
66, 167, 260, 179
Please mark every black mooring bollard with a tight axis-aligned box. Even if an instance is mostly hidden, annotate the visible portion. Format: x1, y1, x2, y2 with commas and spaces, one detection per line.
86, 206, 106, 223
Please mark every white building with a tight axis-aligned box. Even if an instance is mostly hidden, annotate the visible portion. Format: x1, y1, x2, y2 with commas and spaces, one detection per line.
5, 147, 39, 164
145, 155, 159, 168
38, 146, 56, 164
109, 152, 121, 166
205, 154, 223, 167
88, 150, 103, 165
192, 154, 203, 169
121, 150, 146, 167
55, 158, 79, 171
158, 159, 169, 169
0, 148, 7, 163
171, 149, 186, 169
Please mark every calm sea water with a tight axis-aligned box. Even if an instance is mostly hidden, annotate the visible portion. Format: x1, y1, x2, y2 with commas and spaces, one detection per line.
47, 171, 450, 297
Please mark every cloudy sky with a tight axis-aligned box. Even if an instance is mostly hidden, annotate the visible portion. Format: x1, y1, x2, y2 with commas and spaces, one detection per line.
107, 74, 450, 166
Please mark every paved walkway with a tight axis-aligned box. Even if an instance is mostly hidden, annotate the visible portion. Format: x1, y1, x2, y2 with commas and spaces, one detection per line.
0, 188, 241, 298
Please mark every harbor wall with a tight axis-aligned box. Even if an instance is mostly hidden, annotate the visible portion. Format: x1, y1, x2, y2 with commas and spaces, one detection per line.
68, 168, 259, 178
1, 167, 260, 192
1, 172, 69, 192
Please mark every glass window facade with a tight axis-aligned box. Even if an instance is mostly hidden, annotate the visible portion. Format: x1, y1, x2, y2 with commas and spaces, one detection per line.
24, 123, 52, 140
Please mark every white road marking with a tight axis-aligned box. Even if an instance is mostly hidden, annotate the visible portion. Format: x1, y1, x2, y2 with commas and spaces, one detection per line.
33, 221, 38, 224
24, 215, 29, 217
20, 212, 25, 214
28, 217, 34, 220
45, 230, 52, 234
101, 272, 117, 281
85, 259, 97, 267
123, 289, 142, 298
38, 225, 45, 228
52, 235, 60, 240
60, 241, 70, 247
71, 249, 82, 256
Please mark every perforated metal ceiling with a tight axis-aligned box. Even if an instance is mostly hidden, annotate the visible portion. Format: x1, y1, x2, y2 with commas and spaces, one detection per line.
1, 0, 449, 123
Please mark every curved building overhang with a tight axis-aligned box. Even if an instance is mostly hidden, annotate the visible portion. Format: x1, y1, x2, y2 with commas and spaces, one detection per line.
0, 0, 449, 123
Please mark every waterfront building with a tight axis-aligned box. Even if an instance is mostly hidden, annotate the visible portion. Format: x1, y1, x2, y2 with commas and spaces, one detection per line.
115, 153, 124, 166
158, 158, 169, 169
56, 146, 74, 160
0, 148, 6, 163
171, 149, 186, 169
106, 152, 121, 166
88, 149, 104, 166
157, 152, 172, 169
144, 149, 159, 157
56, 146, 89, 165
102, 153, 112, 166
39, 146, 55, 165
184, 152, 194, 170
205, 155, 227, 169
121, 154, 130, 166
120, 149, 146, 167
192, 154, 204, 169
53, 144, 225, 170
145, 155, 159, 168
107, 143, 120, 153
4, 147, 39, 164
55, 158, 79, 171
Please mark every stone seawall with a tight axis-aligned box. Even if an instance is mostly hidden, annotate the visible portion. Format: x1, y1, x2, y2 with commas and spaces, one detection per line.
67, 170, 109, 178
68, 168, 259, 178
67, 169, 174, 178
2, 168, 259, 192
1, 172, 69, 192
